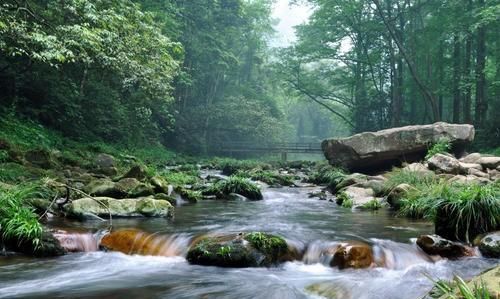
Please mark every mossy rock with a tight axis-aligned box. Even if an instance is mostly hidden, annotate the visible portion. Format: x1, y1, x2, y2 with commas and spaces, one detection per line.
478, 231, 500, 258
3, 231, 65, 257
24, 149, 57, 169
121, 164, 149, 180
203, 176, 263, 201
175, 187, 202, 203
186, 232, 297, 268
66, 196, 174, 219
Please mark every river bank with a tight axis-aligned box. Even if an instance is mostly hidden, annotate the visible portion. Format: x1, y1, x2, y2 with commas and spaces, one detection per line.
1, 118, 499, 298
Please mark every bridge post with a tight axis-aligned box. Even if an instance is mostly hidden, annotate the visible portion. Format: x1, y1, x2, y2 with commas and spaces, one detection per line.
281, 151, 287, 162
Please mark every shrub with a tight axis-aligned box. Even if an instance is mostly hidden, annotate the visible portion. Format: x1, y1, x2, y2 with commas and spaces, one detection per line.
426, 138, 451, 160
0, 183, 47, 249
384, 168, 438, 192
398, 182, 500, 242
308, 164, 346, 190
434, 183, 500, 242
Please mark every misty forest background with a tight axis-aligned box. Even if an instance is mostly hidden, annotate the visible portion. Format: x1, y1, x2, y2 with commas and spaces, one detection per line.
1, 0, 499, 156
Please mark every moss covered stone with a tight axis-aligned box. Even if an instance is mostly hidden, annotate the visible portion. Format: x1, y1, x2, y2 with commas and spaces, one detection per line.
204, 176, 263, 201
186, 232, 297, 267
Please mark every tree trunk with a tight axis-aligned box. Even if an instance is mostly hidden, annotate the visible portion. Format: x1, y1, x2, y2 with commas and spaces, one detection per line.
452, 34, 461, 123
474, 0, 487, 127
462, 0, 473, 124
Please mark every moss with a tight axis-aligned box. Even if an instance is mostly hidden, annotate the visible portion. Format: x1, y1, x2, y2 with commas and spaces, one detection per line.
174, 186, 203, 202
244, 232, 288, 260
361, 199, 382, 210
341, 198, 353, 208
162, 170, 200, 186
236, 169, 295, 186
308, 164, 346, 190
204, 176, 263, 200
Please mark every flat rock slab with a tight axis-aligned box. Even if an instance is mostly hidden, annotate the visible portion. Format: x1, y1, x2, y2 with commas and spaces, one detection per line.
322, 122, 474, 172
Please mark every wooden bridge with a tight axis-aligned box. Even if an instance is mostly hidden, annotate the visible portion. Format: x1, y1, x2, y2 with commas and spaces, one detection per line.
217, 142, 323, 161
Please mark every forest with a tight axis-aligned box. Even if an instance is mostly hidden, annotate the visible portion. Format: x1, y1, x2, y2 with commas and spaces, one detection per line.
0, 1, 499, 298
1, 0, 498, 153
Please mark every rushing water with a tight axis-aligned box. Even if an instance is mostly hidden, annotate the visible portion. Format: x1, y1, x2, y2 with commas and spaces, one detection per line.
0, 184, 498, 299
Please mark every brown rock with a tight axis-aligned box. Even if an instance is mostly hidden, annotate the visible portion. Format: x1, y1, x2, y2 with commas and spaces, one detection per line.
416, 235, 475, 259
331, 241, 374, 269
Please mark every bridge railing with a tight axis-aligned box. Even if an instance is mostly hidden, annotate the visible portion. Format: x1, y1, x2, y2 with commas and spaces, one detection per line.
217, 141, 323, 153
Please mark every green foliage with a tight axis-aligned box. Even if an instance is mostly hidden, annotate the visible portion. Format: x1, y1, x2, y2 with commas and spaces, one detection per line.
384, 168, 438, 192
236, 169, 295, 186
0, 182, 47, 249
308, 164, 346, 190
212, 158, 271, 176
205, 176, 263, 201
0, 150, 8, 163
341, 197, 354, 209
426, 138, 452, 160
217, 245, 232, 259
244, 232, 288, 258
362, 199, 382, 210
161, 170, 200, 186
399, 181, 500, 241
429, 275, 492, 299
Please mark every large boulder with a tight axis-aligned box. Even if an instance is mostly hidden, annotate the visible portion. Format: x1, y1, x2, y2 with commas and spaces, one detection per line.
94, 153, 117, 176
322, 122, 474, 172
186, 232, 299, 267
428, 154, 461, 174
65, 196, 174, 219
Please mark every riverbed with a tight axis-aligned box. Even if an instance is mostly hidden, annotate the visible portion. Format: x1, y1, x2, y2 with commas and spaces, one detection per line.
0, 185, 498, 299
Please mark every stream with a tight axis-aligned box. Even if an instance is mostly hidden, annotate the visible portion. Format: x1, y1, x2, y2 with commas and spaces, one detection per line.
0, 184, 498, 299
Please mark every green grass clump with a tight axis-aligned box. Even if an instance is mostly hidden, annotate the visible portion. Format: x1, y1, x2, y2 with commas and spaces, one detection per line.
205, 176, 263, 200
435, 183, 500, 242
384, 168, 438, 192
429, 275, 493, 299
0, 182, 48, 249
361, 199, 382, 210
161, 170, 200, 186
211, 158, 271, 176
399, 182, 500, 242
236, 169, 295, 186
308, 164, 346, 190
426, 138, 452, 160
341, 198, 354, 208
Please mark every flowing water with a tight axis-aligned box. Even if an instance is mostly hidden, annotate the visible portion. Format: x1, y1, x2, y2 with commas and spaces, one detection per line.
0, 184, 498, 299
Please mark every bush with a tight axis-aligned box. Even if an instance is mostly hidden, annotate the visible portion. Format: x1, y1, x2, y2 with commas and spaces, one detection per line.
398, 182, 500, 242
384, 168, 438, 192
434, 183, 500, 242
0, 182, 48, 249
205, 176, 263, 200
426, 138, 451, 160
308, 164, 346, 190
